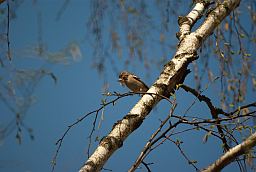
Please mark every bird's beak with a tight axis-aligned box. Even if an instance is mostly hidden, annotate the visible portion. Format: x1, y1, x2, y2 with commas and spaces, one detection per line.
118, 79, 124, 86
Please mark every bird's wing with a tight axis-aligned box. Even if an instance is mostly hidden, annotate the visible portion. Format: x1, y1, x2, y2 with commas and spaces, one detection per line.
132, 74, 149, 90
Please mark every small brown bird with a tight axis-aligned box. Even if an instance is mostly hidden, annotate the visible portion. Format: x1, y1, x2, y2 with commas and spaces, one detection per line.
118, 71, 149, 92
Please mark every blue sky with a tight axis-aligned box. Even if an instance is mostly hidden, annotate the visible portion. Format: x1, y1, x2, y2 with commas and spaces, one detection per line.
0, 1, 255, 172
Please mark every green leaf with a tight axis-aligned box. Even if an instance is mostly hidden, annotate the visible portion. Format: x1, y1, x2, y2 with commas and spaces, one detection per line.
127, 7, 137, 14
244, 53, 251, 57
240, 33, 246, 38
203, 131, 212, 143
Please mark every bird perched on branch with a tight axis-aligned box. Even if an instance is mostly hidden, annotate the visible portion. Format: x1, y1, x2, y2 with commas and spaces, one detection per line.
118, 71, 149, 93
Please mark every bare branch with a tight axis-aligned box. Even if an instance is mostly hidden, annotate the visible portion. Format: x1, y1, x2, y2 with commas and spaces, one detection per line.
165, 137, 199, 171
128, 103, 177, 172
180, 84, 230, 151
51, 92, 134, 172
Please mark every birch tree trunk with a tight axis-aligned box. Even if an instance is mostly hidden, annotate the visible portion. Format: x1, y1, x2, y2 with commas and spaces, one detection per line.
79, 0, 241, 171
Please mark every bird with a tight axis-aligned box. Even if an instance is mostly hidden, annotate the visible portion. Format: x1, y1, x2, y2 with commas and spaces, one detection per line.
118, 71, 149, 93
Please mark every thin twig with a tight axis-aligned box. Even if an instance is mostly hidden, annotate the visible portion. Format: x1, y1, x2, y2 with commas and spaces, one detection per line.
6, 0, 11, 60
165, 136, 200, 171
129, 103, 177, 172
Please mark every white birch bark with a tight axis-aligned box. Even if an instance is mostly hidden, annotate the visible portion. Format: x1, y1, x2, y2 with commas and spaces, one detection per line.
79, 0, 241, 171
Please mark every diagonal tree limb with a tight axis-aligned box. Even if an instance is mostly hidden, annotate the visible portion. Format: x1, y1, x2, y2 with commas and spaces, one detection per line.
202, 131, 256, 172
79, 0, 241, 171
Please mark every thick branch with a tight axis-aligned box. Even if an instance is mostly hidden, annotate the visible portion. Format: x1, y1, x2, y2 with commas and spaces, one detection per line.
202, 132, 256, 172
177, 1, 209, 40
195, 0, 240, 38
79, 0, 241, 171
